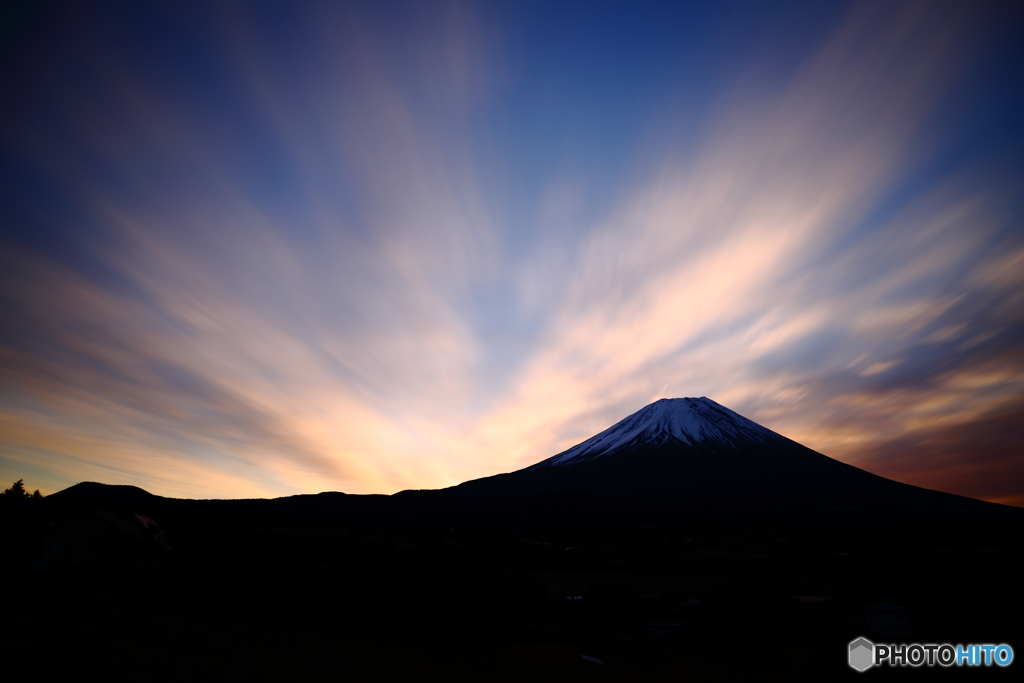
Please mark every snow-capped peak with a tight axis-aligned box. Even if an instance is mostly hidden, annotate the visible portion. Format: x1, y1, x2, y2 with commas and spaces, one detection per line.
531, 397, 781, 468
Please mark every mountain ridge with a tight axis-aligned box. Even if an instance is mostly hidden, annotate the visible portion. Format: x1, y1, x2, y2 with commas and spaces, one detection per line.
39, 397, 1024, 532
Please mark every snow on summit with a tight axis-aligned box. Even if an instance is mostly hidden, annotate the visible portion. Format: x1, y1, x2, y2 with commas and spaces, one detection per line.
531, 397, 781, 468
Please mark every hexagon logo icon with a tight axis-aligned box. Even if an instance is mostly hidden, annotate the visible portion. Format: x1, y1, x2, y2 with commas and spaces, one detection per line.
849, 637, 875, 672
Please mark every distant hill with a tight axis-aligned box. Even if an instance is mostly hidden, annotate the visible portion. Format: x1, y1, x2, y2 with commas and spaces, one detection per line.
45, 397, 1023, 535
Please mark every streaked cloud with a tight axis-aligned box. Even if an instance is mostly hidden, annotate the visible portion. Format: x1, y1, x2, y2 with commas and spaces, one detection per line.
0, 1, 1021, 504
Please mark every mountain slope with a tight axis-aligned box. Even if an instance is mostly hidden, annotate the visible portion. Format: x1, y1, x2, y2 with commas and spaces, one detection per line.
432, 397, 1023, 531
42, 397, 1024, 533
528, 397, 782, 468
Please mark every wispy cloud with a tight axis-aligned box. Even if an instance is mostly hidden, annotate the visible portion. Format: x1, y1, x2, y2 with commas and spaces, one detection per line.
0, 1, 1021, 503
476, 3, 1024, 485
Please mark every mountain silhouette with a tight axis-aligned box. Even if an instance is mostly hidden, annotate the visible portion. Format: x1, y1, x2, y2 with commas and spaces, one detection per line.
415, 397, 1023, 531
19, 398, 1024, 681
44, 398, 1023, 533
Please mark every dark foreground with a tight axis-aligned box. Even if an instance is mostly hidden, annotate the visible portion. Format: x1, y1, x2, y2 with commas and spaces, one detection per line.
4, 507, 1022, 680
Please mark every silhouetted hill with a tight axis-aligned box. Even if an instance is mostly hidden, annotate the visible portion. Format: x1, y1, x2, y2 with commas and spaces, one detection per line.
13, 403, 1024, 680
42, 398, 1024, 536
47, 482, 158, 510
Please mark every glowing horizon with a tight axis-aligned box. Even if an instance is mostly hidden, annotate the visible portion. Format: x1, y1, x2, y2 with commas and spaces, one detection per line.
1, 1, 1022, 505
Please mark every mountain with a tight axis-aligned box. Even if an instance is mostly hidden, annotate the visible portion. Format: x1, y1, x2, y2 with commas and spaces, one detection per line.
42, 397, 1024, 534
431, 397, 1023, 532
528, 397, 787, 468
46, 482, 158, 509
24, 398, 1024, 682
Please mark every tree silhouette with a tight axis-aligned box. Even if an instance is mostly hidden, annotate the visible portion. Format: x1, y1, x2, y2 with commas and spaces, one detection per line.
2, 479, 41, 499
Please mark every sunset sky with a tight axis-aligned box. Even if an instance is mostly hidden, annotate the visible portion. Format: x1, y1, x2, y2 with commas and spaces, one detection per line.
2, 1, 1022, 504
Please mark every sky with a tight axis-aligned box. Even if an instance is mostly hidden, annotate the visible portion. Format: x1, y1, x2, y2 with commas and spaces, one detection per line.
1, 1, 1023, 504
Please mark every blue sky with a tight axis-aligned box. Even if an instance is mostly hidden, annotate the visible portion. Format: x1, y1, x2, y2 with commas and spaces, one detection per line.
2, 1, 1023, 503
